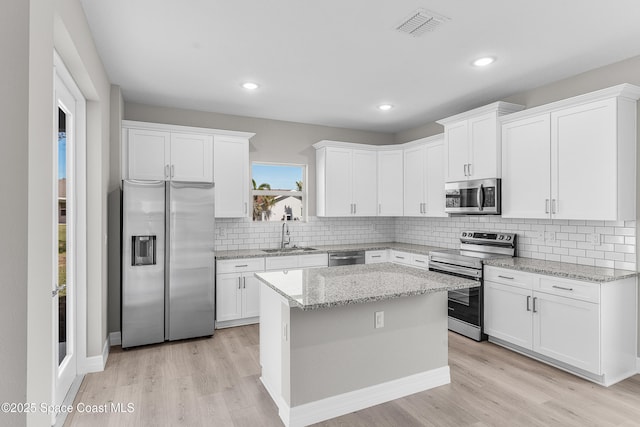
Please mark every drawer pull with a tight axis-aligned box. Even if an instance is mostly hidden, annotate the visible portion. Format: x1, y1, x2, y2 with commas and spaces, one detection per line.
395, 256, 405, 260
235, 264, 248, 268
415, 259, 426, 263
498, 275, 514, 280
371, 255, 381, 258
552, 285, 573, 291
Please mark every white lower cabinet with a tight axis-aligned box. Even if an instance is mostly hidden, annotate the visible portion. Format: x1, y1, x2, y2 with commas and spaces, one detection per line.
389, 250, 429, 269
484, 266, 636, 386
216, 257, 265, 328
265, 253, 328, 271
365, 250, 389, 264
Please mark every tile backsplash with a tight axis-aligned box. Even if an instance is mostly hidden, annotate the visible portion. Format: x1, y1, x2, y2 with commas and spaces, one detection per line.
215, 216, 637, 271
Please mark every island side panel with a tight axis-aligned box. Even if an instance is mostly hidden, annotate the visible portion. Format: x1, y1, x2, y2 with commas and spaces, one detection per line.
288, 292, 448, 407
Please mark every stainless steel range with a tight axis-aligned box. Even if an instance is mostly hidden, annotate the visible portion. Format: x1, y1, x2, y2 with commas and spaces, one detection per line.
429, 231, 517, 341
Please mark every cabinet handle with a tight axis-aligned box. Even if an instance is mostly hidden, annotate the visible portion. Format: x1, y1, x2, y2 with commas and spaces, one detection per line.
498, 275, 514, 280
552, 285, 573, 291
395, 256, 405, 260
545, 199, 550, 214
532, 296, 537, 313
463, 164, 468, 176
244, 202, 248, 214
379, 203, 381, 214
468, 163, 472, 176
551, 199, 557, 214
354, 203, 356, 214
526, 295, 531, 311
238, 277, 242, 289
415, 259, 426, 263
235, 264, 248, 268
171, 164, 175, 178
371, 255, 381, 258
243, 277, 246, 289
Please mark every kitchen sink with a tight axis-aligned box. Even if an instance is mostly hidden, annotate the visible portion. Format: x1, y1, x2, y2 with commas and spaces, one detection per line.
262, 247, 317, 254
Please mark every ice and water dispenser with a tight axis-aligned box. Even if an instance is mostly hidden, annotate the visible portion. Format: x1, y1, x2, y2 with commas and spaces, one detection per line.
132, 235, 156, 266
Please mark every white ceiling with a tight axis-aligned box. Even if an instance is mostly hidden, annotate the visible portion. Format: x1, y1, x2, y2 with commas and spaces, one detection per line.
80, 0, 640, 133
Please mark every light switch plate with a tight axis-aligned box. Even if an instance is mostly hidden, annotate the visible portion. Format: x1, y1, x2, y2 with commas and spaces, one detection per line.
375, 311, 384, 329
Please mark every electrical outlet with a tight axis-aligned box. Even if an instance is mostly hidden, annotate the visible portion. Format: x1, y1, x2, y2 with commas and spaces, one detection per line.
544, 231, 556, 242
218, 227, 226, 238
374, 311, 384, 329
587, 233, 601, 244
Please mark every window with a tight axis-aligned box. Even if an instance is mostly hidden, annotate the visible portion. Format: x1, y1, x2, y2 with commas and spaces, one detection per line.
251, 163, 305, 221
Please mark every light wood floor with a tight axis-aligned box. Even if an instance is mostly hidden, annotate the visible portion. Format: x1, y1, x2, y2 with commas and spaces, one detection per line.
65, 325, 640, 427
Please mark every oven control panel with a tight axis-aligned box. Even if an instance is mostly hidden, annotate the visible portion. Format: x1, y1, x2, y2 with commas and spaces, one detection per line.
460, 231, 516, 245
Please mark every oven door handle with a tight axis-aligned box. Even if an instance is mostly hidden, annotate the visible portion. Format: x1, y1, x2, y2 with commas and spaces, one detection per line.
429, 263, 481, 279
477, 184, 484, 211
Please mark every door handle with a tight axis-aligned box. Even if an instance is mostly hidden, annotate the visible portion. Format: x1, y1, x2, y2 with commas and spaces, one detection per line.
51, 284, 66, 297
526, 295, 531, 311
477, 184, 484, 211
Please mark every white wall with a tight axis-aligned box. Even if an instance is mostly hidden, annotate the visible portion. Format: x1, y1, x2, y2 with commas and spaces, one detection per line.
1, 1, 30, 426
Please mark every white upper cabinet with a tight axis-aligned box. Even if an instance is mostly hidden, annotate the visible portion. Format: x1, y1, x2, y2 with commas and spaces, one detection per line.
123, 121, 254, 216
314, 141, 377, 217
437, 102, 524, 182
127, 128, 171, 181
377, 149, 404, 216
403, 135, 446, 217
501, 84, 640, 220
213, 135, 250, 218
127, 127, 213, 183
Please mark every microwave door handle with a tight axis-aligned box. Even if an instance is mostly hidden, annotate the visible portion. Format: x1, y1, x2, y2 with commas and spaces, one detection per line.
477, 184, 484, 211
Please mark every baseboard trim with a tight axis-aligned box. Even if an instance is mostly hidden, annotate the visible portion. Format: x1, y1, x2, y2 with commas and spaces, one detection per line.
215, 317, 259, 329
265, 366, 450, 427
637, 357, 640, 374
109, 331, 122, 346
80, 337, 109, 374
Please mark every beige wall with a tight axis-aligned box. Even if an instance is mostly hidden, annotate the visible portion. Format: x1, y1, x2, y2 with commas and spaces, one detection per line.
1, 1, 30, 426
123, 103, 395, 217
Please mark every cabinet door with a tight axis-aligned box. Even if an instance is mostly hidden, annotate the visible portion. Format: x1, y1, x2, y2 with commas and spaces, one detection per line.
377, 150, 404, 216
324, 147, 353, 216
352, 149, 377, 216
533, 292, 600, 374
483, 281, 533, 349
468, 112, 498, 180
444, 121, 469, 182
242, 274, 261, 319
216, 273, 243, 322
501, 114, 551, 219
425, 140, 446, 217
128, 129, 170, 180
403, 144, 425, 216
170, 133, 213, 183
551, 99, 617, 220
214, 136, 249, 218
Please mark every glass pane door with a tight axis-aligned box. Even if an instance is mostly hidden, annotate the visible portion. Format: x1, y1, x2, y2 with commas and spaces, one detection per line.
57, 108, 69, 365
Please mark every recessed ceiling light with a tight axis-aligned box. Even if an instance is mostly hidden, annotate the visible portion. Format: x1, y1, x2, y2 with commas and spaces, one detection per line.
242, 82, 259, 90
378, 104, 394, 111
472, 57, 496, 67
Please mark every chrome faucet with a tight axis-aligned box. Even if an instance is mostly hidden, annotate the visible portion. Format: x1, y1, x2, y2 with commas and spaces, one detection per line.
281, 222, 291, 249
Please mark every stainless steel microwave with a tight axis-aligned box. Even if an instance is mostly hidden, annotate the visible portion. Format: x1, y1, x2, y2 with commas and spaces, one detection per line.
445, 178, 501, 215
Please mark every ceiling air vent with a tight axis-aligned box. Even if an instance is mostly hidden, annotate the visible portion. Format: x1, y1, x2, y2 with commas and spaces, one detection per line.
396, 8, 450, 37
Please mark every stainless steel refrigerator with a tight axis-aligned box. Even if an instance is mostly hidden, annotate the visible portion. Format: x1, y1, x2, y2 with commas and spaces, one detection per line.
121, 180, 215, 348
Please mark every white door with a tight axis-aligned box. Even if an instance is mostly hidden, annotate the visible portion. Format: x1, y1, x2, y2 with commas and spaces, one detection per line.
352, 149, 377, 216
216, 273, 243, 321
425, 140, 446, 217
468, 112, 498, 180
483, 281, 533, 349
377, 150, 404, 216
128, 128, 170, 180
242, 274, 261, 319
532, 292, 601, 374
170, 132, 214, 183
551, 99, 617, 220
403, 144, 425, 216
213, 136, 249, 217
501, 114, 551, 219
324, 147, 353, 216
53, 71, 81, 412
444, 121, 469, 182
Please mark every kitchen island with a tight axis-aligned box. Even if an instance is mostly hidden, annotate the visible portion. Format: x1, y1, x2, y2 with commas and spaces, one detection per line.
255, 262, 477, 427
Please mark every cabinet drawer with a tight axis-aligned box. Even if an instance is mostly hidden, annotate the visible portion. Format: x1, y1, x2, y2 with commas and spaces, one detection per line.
410, 254, 429, 269
298, 253, 328, 268
217, 257, 265, 274
390, 250, 412, 265
536, 277, 600, 303
484, 266, 534, 289
265, 256, 299, 271
365, 250, 388, 264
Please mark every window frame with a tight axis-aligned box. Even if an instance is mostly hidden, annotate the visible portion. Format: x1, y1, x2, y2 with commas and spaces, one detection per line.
251, 161, 308, 222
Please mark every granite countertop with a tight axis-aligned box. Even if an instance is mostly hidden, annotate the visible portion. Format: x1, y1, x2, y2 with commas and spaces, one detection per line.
484, 257, 638, 283
254, 262, 477, 311
215, 242, 446, 260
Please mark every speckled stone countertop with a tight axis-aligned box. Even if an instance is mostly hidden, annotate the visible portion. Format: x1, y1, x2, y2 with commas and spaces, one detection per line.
254, 262, 478, 310
215, 242, 445, 260
484, 257, 638, 283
